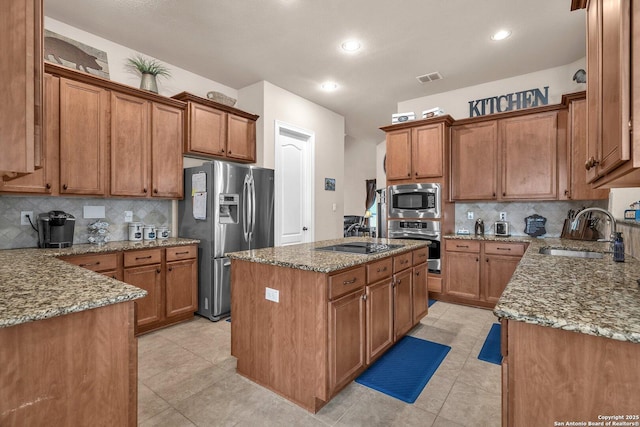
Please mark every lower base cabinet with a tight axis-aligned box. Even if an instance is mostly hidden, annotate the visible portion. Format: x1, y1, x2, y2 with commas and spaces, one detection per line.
61, 244, 198, 335
442, 239, 527, 308
231, 245, 430, 413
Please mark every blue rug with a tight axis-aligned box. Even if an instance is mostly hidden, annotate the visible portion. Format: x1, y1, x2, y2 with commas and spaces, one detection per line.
355, 336, 450, 403
428, 299, 437, 307
478, 323, 502, 365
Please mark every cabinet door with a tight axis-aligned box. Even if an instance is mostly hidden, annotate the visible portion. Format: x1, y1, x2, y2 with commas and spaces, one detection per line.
110, 91, 150, 197
412, 124, 443, 179
483, 255, 519, 305
386, 128, 412, 180
393, 269, 413, 340
412, 263, 428, 324
445, 251, 480, 300
226, 115, 256, 162
59, 78, 108, 195
365, 279, 393, 365
0, 0, 42, 175
329, 289, 365, 392
1, 73, 58, 194
124, 264, 162, 327
151, 103, 184, 198
100, 269, 123, 281
450, 121, 498, 200
165, 258, 198, 318
187, 102, 226, 156
500, 112, 558, 200
566, 98, 609, 200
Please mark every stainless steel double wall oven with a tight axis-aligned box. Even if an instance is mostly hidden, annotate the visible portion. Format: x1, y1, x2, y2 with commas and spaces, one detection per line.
387, 183, 441, 273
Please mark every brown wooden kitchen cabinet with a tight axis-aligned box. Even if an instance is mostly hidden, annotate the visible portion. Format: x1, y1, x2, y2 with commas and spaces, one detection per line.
124, 249, 163, 328
173, 92, 258, 163
1, 73, 59, 195
393, 251, 414, 340
443, 239, 526, 308
450, 121, 499, 200
59, 77, 109, 196
60, 252, 123, 281
558, 92, 609, 201
450, 108, 559, 201
412, 247, 429, 324
365, 258, 394, 364
0, 0, 43, 177
110, 92, 184, 198
165, 245, 198, 318
382, 116, 453, 182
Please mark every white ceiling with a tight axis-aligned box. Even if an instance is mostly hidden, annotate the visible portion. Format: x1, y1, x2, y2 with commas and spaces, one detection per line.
44, 0, 586, 144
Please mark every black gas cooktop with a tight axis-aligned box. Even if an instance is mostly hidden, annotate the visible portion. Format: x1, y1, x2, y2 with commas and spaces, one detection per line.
315, 242, 402, 255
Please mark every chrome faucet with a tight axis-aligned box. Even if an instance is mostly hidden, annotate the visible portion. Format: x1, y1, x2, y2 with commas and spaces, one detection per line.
571, 207, 617, 242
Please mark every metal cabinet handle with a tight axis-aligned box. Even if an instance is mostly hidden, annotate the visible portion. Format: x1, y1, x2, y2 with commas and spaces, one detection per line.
457, 245, 469, 248
168, 267, 173, 272
136, 255, 152, 260
376, 266, 387, 273
156, 268, 161, 274
63, 184, 68, 190
343, 278, 357, 285
175, 251, 189, 255
585, 156, 600, 170
497, 247, 512, 251
416, 271, 420, 276
45, 183, 51, 189
154, 188, 158, 194
362, 294, 367, 301
79, 261, 100, 267
143, 188, 148, 193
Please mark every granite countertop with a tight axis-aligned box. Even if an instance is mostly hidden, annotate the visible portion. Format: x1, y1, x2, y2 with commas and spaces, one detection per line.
494, 238, 640, 343
226, 236, 428, 273
444, 234, 533, 243
0, 237, 199, 329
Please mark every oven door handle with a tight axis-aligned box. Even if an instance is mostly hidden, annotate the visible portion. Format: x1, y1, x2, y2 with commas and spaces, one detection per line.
389, 232, 440, 240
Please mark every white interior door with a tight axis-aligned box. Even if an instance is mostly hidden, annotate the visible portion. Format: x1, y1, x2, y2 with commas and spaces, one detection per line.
275, 121, 314, 246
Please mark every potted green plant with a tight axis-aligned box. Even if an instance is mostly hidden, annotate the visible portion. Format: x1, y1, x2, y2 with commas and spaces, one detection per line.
125, 53, 171, 93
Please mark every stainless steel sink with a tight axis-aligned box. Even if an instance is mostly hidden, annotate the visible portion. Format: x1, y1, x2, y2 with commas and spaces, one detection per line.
538, 247, 604, 259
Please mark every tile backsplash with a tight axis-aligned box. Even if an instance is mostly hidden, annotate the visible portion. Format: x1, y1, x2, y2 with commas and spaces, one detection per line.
455, 200, 609, 237
0, 195, 172, 250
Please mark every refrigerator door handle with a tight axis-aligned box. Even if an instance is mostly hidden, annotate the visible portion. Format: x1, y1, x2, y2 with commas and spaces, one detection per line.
242, 175, 250, 242
250, 175, 256, 239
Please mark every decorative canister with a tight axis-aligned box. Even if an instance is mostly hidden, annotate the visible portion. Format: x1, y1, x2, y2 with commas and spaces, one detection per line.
157, 226, 170, 240
128, 222, 143, 241
143, 225, 156, 240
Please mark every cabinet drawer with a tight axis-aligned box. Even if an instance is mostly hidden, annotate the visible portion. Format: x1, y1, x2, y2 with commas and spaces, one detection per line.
124, 249, 162, 267
329, 266, 366, 300
412, 247, 428, 265
166, 245, 197, 262
484, 242, 526, 256
445, 240, 481, 253
393, 251, 413, 272
63, 253, 118, 272
367, 257, 392, 283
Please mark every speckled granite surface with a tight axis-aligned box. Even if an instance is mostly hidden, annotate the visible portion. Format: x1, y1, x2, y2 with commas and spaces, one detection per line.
226, 237, 428, 273
494, 238, 640, 343
444, 234, 532, 243
0, 238, 199, 329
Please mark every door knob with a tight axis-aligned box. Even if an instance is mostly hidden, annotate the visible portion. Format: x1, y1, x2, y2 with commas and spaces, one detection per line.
303, 227, 308, 231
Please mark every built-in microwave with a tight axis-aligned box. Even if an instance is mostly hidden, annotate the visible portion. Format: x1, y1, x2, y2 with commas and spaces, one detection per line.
388, 183, 441, 219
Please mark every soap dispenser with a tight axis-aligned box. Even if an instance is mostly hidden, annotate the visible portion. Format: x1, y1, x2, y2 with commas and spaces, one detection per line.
474, 219, 485, 236
613, 232, 625, 262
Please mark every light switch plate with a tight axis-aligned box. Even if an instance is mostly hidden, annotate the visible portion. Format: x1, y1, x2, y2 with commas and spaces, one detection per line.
124, 211, 133, 222
83, 205, 105, 219
467, 211, 474, 220
265, 287, 279, 303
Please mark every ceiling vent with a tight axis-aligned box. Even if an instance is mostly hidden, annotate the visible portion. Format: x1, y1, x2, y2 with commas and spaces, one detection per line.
416, 72, 443, 84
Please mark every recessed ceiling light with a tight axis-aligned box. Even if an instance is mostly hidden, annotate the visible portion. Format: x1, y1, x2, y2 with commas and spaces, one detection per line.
341, 40, 361, 52
321, 81, 339, 91
491, 30, 511, 41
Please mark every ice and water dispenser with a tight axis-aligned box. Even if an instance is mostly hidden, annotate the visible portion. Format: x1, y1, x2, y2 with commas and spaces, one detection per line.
219, 194, 239, 224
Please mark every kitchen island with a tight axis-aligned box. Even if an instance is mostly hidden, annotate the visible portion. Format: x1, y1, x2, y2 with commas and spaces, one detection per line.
494, 238, 640, 427
228, 236, 429, 412
0, 238, 196, 426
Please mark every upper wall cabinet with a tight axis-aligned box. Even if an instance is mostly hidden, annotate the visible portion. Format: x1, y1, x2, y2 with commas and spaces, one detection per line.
450, 107, 560, 201
173, 92, 258, 163
574, 0, 640, 187
0, 0, 43, 177
380, 116, 454, 183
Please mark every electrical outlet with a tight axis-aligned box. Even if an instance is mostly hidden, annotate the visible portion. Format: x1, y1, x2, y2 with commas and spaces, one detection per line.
467, 211, 474, 220
124, 211, 133, 222
499, 212, 507, 221
265, 287, 280, 303
20, 211, 33, 226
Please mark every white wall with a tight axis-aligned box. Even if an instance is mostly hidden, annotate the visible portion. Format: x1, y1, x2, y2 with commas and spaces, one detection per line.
343, 136, 377, 216
239, 81, 346, 241
45, 18, 238, 101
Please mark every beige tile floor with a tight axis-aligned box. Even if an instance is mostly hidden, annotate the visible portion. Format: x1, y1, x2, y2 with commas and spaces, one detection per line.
138, 302, 501, 427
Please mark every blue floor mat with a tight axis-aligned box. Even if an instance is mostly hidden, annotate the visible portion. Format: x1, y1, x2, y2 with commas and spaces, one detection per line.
428, 299, 437, 307
478, 323, 502, 365
355, 336, 450, 403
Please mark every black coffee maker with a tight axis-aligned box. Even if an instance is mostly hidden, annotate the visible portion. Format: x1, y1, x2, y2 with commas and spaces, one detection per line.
37, 210, 76, 248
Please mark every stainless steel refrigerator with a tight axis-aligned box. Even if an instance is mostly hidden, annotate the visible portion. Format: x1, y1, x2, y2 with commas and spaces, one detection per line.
178, 160, 274, 321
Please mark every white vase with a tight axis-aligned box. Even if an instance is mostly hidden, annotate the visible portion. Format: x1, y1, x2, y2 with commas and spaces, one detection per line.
140, 72, 158, 93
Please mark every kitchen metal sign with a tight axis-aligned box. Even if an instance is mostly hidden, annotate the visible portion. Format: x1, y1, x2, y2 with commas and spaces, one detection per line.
468, 86, 549, 117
